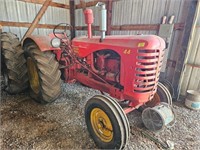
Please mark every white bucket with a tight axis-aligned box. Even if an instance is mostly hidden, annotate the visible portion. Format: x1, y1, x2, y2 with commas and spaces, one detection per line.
185, 90, 200, 110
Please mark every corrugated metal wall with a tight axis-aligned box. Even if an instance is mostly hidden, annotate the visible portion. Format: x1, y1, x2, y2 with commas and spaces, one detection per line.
0, 0, 70, 39
75, 0, 184, 35
180, 1, 200, 96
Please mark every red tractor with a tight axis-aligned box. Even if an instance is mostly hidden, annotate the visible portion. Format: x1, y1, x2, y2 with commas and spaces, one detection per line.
22, 3, 172, 149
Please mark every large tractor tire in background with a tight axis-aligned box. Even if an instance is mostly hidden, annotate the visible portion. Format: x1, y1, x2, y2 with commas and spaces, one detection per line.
1, 32, 28, 94
24, 42, 61, 104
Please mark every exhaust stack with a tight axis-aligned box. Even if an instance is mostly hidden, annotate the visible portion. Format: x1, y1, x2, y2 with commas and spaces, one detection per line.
97, 2, 107, 42
84, 9, 94, 38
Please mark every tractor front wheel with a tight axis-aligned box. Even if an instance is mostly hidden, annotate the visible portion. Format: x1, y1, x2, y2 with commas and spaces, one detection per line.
85, 95, 129, 149
24, 43, 61, 103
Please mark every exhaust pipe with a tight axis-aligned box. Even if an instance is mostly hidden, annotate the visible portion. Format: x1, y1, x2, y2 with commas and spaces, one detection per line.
96, 2, 107, 42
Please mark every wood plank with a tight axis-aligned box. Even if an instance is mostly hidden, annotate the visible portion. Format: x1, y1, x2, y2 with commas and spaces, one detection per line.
18, 0, 70, 9
186, 64, 200, 69
21, 0, 52, 42
0, 21, 184, 31
79, 0, 87, 11
75, 0, 119, 9
111, 23, 184, 31
75, 0, 100, 9
0, 21, 68, 30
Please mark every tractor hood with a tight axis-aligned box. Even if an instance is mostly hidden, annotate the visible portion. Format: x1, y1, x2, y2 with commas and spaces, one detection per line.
72, 35, 165, 58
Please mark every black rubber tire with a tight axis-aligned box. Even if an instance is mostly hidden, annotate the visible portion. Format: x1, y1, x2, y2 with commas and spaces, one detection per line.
85, 95, 129, 149
24, 42, 61, 103
140, 82, 172, 110
1, 32, 28, 94
158, 82, 172, 105
160, 79, 174, 98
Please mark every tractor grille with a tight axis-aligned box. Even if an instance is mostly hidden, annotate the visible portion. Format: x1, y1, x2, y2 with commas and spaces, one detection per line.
133, 49, 164, 99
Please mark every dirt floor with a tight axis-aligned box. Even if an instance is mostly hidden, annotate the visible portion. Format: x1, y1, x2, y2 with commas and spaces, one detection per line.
1, 82, 200, 150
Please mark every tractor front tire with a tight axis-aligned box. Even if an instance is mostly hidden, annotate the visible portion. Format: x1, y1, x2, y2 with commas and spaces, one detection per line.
24, 43, 61, 103
1, 32, 28, 94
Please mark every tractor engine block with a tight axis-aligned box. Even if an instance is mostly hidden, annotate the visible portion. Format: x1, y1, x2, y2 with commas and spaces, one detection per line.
94, 50, 120, 83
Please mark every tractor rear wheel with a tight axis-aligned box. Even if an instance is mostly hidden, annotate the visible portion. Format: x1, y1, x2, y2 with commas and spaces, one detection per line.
85, 95, 129, 149
1, 32, 28, 94
24, 43, 61, 103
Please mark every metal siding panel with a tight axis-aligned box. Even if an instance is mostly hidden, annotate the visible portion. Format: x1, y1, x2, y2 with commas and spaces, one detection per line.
16, 1, 28, 39
180, 65, 192, 95
1, 0, 70, 39
193, 36, 200, 65
180, 1, 200, 95
188, 67, 200, 91
188, 28, 200, 64
0, 0, 10, 32
4, 0, 21, 37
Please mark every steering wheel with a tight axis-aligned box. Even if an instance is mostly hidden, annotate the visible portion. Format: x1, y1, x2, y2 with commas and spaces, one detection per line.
53, 23, 72, 39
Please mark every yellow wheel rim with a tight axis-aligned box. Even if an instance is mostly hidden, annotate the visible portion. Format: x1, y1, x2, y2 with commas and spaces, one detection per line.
90, 108, 113, 142
27, 57, 40, 94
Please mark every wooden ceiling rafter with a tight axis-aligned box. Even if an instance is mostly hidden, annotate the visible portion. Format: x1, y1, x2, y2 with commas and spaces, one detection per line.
18, 0, 70, 9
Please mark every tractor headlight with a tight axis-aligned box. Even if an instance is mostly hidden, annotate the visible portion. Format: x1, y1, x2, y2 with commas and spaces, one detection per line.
51, 38, 61, 48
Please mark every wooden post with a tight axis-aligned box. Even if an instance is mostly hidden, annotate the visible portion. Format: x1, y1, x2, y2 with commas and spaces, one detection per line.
172, 0, 198, 99
21, 0, 52, 42
0, 24, 2, 53
106, 0, 113, 35
0, 24, 2, 33
70, 0, 76, 39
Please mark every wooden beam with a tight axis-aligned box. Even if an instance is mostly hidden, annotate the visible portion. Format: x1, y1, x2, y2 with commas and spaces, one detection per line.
112, 23, 184, 31
172, 0, 198, 98
18, 0, 70, 9
75, 24, 184, 31
0, 21, 184, 31
70, 0, 76, 39
76, 0, 98, 9
0, 24, 2, 55
75, 0, 120, 9
80, 0, 87, 11
106, 0, 113, 35
186, 64, 200, 69
0, 21, 68, 30
111, 24, 158, 30
21, 0, 52, 42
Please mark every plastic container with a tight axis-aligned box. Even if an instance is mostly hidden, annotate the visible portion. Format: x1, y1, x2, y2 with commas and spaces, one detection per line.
185, 90, 200, 110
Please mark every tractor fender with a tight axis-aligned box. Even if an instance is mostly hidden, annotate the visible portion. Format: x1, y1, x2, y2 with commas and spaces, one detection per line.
23, 35, 55, 51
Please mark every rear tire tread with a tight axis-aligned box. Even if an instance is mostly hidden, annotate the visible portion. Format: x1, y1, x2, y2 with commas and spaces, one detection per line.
1, 32, 28, 94
24, 43, 61, 103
